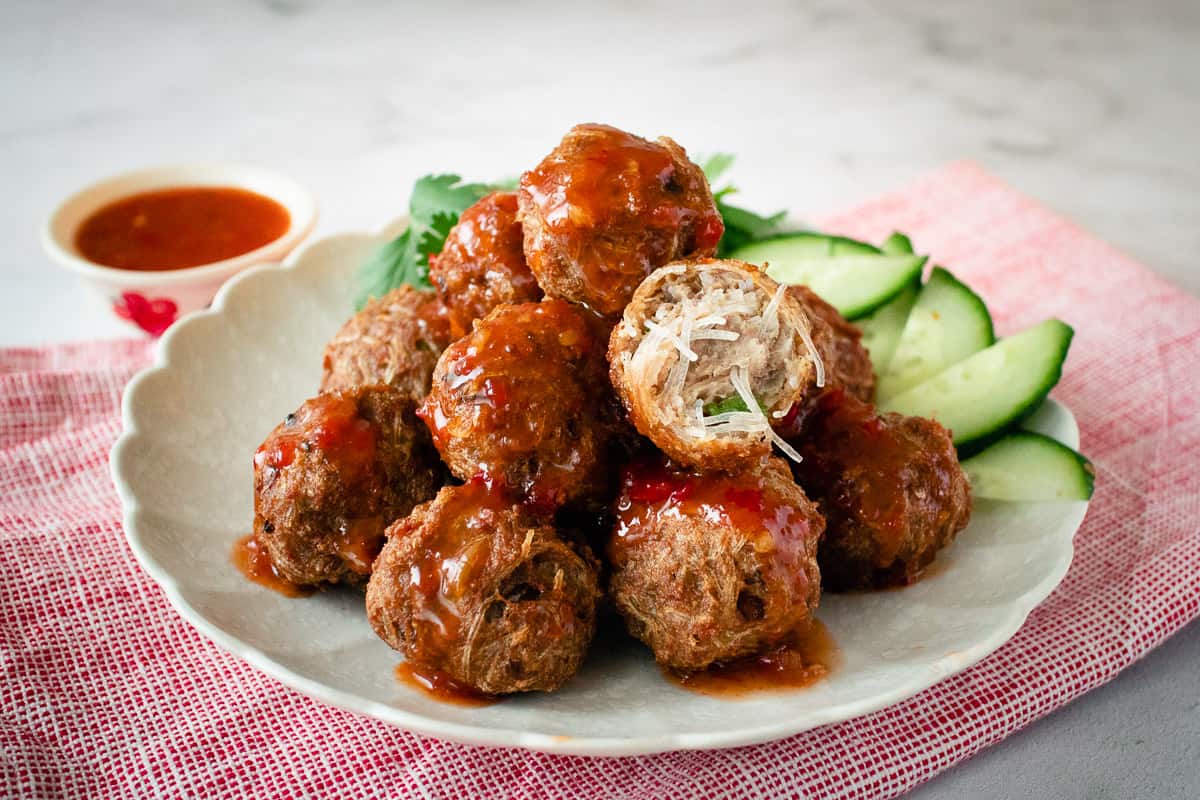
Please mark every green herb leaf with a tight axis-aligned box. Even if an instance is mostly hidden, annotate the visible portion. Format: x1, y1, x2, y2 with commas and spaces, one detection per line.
409, 174, 495, 228
702, 394, 769, 417
700, 153, 736, 184
355, 230, 422, 308
700, 154, 787, 256
356, 173, 509, 309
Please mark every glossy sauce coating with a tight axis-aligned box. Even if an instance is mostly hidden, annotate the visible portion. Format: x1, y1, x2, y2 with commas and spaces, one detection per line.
788, 387, 972, 590
254, 393, 377, 481
231, 533, 313, 598
252, 388, 441, 589
790, 389, 920, 565
419, 300, 612, 507
76, 186, 290, 270
666, 619, 837, 698
366, 479, 600, 694
405, 479, 512, 660
613, 459, 815, 573
607, 456, 824, 671
520, 124, 723, 314
428, 192, 542, 338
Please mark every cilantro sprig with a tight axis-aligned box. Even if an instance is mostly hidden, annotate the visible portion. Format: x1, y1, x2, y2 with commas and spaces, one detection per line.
700, 153, 788, 256
355, 174, 513, 308
356, 152, 786, 307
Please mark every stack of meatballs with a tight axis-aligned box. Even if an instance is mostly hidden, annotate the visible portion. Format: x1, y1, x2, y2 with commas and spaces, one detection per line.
252, 123, 972, 697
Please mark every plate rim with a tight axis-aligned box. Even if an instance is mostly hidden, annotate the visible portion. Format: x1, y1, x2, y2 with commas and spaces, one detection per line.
110, 221, 1089, 756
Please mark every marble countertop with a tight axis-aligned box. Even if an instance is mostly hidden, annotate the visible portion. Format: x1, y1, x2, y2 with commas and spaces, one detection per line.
2, 0, 1196, 796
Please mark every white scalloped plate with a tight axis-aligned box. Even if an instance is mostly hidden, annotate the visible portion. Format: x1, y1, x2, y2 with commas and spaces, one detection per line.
111, 220, 1089, 756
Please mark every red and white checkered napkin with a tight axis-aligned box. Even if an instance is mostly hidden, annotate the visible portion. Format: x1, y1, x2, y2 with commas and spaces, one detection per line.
3, 163, 1198, 799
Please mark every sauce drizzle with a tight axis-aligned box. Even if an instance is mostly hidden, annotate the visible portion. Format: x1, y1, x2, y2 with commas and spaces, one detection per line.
394, 662, 499, 707
231, 533, 313, 598
665, 620, 838, 698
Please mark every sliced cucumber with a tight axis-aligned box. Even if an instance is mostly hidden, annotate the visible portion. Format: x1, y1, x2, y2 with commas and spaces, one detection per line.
876, 267, 995, 401
879, 319, 1074, 449
732, 235, 926, 319
829, 237, 880, 256
857, 282, 919, 375
880, 231, 914, 255
962, 431, 1094, 501
856, 231, 919, 372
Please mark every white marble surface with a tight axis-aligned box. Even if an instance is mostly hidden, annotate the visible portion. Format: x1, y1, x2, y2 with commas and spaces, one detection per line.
2, 0, 1197, 795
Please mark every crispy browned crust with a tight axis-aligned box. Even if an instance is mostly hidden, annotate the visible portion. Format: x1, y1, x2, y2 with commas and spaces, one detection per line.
253, 387, 443, 589
320, 286, 452, 403
366, 485, 601, 694
608, 259, 817, 472
788, 285, 876, 403
607, 459, 824, 671
518, 125, 720, 316
428, 191, 542, 339
419, 300, 614, 507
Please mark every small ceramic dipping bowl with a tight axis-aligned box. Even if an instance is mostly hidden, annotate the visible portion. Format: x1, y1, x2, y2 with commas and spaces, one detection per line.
42, 164, 317, 336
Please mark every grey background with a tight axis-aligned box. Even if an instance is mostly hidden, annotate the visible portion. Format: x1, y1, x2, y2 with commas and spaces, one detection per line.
2, 1, 1197, 796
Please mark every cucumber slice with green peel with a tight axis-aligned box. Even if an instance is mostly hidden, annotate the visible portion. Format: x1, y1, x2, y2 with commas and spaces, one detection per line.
880, 232, 914, 255
829, 237, 880, 256
856, 230, 919, 372
879, 319, 1074, 449
876, 267, 995, 401
735, 232, 882, 259
857, 282, 919, 375
732, 236, 926, 319
761, 254, 925, 319
962, 431, 1094, 501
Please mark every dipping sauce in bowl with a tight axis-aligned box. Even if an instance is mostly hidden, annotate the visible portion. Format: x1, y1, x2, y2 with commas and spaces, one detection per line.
43, 164, 317, 337
75, 187, 292, 272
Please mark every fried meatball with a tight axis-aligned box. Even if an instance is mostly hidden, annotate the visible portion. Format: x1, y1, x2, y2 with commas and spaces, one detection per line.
366, 480, 601, 694
789, 388, 972, 591
518, 123, 723, 316
789, 285, 875, 403
253, 388, 442, 588
609, 258, 820, 472
428, 191, 543, 339
419, 300, 613, 507
320, 286, 452, 402
607, 457, 824, 671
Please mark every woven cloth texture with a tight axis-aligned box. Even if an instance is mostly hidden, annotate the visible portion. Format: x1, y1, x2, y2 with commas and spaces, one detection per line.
2, 162, 1197, 799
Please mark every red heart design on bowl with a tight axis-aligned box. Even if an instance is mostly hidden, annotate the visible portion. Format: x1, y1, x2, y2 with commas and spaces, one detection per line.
113, 292, 179, 337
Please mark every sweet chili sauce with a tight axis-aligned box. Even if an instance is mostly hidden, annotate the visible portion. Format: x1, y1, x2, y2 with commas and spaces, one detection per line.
665, 619, 839, 698
75, 186, 290, 270
613, 457, 836, 697
231, 534, 313, 598
520, 124, 723, 314
789, 388, 916, 568
393, 477, 553, 707
394, 662, 498, 707
611, 458, 815, 576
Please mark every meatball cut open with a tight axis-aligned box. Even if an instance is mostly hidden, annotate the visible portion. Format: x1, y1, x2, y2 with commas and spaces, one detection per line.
609, 258, 823, 472
320, 285, 452, 402
253, 387, 442, 589
519, 123, 723, 316
366, 480, 601, 695
428, 191, 542, 339
607, 457, 824, 672
789, 285, 875, 404
789, 388, 972, 591
419, 299, 614, 507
